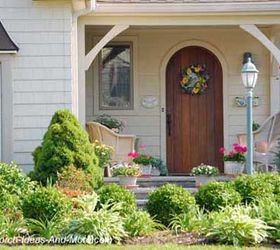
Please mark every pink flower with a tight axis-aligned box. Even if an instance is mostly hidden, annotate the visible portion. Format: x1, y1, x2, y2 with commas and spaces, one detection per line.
219, 147, 225, 154
139, 143, 146, 151
229, 151, 235, 157
128, 152, 140, 158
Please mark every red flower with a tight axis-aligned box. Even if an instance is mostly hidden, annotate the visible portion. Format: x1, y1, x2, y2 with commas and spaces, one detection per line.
219, 147, 225, 154
229, 151, 235, 157
128, 152, 140, 158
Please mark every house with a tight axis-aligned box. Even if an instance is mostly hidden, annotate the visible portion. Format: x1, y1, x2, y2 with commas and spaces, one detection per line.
0, 0, 280, 174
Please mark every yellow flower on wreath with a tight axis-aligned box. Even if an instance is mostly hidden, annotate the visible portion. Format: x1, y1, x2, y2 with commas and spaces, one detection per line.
181, 77, 188, 85
192, 86, 201, 94
186, 68, 192, 75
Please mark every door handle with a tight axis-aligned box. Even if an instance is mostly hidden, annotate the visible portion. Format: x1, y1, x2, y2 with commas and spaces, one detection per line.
167, 113, 172, 136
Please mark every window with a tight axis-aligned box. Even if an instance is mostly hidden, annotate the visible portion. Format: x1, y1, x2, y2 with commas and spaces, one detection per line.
99, 43, 133, 110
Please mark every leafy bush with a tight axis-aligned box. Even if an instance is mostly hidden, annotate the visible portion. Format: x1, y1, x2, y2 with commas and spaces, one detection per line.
124, 210, 163, 237
21, 186, 72, 221
207, 206, 271, 246
98, 184, 136, 215
169, 206, 208, 233
151, 158, 168, 176
0, 162, 34, 196
55, 165, 93, 197
30, 109, 100, 185
234, 174, 275, 204
64, 203, 127, 244
146, 184, 195, 226
195, 182, 241, 211
112, 164, 140, 177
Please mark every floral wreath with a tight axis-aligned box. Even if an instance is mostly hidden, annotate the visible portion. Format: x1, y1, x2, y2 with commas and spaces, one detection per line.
180, 64, 210, 95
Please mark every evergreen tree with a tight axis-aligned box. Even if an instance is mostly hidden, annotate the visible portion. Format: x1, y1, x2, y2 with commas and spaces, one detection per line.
30, 110, 101, 186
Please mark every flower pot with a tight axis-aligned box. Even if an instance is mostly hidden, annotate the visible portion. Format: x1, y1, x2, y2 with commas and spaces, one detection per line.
139, 164, 152, 176
118, 175, 137, 187
195, 175, 216, 187
224, 161, 244, 175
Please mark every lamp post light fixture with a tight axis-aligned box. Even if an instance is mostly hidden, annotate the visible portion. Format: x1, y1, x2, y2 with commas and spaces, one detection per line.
241, 56, 259, 175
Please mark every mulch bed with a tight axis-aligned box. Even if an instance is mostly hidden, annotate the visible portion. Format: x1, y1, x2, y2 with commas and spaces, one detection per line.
124, 231, 207, 245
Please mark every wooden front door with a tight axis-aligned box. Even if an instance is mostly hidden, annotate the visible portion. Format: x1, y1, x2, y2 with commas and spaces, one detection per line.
166, 46, 224, 174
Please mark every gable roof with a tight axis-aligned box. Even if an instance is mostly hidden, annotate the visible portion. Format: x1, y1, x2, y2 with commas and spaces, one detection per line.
0, 21, 19, 53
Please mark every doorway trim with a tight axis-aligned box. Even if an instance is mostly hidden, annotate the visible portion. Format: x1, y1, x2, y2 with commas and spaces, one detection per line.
159, 39, 229, 163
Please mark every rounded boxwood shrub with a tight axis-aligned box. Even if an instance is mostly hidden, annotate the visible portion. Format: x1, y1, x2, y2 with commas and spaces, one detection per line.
97, 184, 136, 215
21, 186, 72, 221
30, 109, 100, 186
234, 174, 275, 204
195, 181, 241, 211
146, 184, 195, 226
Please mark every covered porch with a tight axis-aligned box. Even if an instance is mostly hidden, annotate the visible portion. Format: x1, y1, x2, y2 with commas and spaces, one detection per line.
75, 15, 280, 174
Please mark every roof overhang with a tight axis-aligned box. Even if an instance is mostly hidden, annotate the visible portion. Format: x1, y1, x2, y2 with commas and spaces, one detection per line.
0, 21, 19, 54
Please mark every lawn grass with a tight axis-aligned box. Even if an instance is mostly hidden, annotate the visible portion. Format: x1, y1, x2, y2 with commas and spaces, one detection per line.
0, 244, 276, 250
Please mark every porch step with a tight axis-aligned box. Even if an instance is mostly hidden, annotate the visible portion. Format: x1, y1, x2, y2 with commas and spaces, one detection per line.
104, 176, 196, 188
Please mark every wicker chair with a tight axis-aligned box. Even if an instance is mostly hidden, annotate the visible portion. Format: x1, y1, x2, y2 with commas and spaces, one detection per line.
86, 121, 136, 163
237, 111, 280, 172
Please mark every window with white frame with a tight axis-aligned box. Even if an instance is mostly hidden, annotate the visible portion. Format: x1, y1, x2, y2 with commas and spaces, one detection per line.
99, 43, 133, 110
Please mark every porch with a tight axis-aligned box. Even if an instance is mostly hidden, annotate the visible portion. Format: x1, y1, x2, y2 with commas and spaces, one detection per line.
76, 17, 280, 174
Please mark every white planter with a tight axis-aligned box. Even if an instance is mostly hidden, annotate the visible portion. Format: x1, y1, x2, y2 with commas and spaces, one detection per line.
151, 167, 161, 176
139, 164, 152, 176
224, 161, 244, 175
195, 175, 216, 187
118, 176, 137, 187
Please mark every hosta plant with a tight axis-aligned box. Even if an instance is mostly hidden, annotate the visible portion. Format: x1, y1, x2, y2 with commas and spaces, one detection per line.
191, 164, 219, 176
207, 206, 272, 246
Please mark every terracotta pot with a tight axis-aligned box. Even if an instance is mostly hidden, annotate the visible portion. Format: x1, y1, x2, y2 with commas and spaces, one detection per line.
195, 175, 216, 187
118, 176, 137, 187
224, 161, 244, 175
139, 164, 152, 176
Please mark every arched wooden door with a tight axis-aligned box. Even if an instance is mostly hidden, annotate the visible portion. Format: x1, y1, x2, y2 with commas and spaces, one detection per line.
166, 46, 224, 174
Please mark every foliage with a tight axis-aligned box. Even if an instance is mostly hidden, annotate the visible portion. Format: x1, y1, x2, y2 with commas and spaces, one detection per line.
94, 114, 125, 132
26, 216, 64, 239
146, 184, 196, 226
72, 192, 99, 214
30, 109, 99, 185
274, 139, 280, 172
0, 161, 35, 196
191, 164, 219, 176
234, 174, 275, 204
98, 184, 136, 215
0, 212, 26, 238
207, 206, 271, 246
219, 144, 247, 162
0, 192, 22, 220
21, 185, 72, 222
92, 140, 113, 168
63, 203, 127, 244
151, 158, 168, 176
195, 182, 242, 212
112, 163, 140, 177
132, 154, 155, 165
169, 206, 208, 233
124, 210, 164, 237
55, 165, 93, 197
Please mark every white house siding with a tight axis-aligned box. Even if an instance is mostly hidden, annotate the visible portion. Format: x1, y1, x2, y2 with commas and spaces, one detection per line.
0, 0, 73, 172
86, 27, 271, 159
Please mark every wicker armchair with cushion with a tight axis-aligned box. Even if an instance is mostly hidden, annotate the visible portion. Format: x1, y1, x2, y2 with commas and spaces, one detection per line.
237, 111, 280, 172
86, 121, 136, 163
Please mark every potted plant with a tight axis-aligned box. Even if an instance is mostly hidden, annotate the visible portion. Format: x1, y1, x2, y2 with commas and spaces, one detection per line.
94, 114, 125, 133
112, 163, 140, 188
128, 151, 155, 176
191, 164, 219, 187
219, 143, 247, 175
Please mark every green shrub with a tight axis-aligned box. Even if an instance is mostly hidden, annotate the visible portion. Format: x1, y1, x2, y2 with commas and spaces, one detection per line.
30, 109, 100, 185
98, 184, 136, 215
0, 162, 34, 196
195, 182, 242, 211
234, 174, 275, 204
124, 210, 163, 237
21, 186, 72, 221
169, 206, 208, 233
146, 184, 195, 226
207, 206, 271, 246
0, 211, 25, 238
92, 140, 113, 168
64, 203, 127, 244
